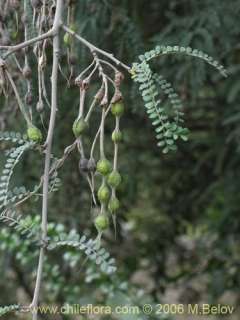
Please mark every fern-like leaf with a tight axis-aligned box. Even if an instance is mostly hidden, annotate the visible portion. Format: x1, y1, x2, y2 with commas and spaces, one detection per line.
0, 142, 33, 206
153, 73, 184, 124
133, 45, 227, 152
139, 45, 228, 77
0, 210, 40, 244
133, 61, 189, 153
48, 232, 116, 274
49, 171, 61, 193
0, 305, 19, 317
0, 131, 27, 145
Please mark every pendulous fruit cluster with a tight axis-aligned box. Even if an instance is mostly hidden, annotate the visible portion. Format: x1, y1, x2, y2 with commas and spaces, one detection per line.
27, 125, 43, 143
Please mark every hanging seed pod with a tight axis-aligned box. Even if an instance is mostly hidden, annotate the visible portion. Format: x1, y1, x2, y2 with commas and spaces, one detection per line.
114, 71, 124, 87
63, 33, 72, 46
108, 196, 120, 213
95, 85, 105, 102
1, 34, 10, 46
107, 171, 122, 189
21, 14, 27, 25
79, 158, 89, 173
111, 89, 123, 104
94, 214, 109, 231
97, 183, 110, 204
69, 54, 77, 65
67, 0, 77, 5
10, 0, 20, 9
27, 125, 42, 143
31, 0, 42, 9
22, 66, 32, 79
36, 101, 44, 113
69, 23, 77, 32
111, 101, 124, 117
25, 91, 33, 105
48, 17, 54, 28
23, 46, 31, 55
96, 159, 112, 176
72, 117, 88, 137
87, 158, 96, 172
112, 129, 123, 143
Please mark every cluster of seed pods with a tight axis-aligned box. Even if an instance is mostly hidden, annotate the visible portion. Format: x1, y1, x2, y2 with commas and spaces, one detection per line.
0, 0, 126, 242
72, 67, 125, 241
0, 0, 59, 140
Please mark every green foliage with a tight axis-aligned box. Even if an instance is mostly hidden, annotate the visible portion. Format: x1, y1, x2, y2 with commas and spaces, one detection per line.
0, 214, 120, 310
0, 142, 34, 208
132, 59, 189, 153
0, 131, 27, 145
48, 171, 62, 194
0, 305, 19, 317
132, 45, 227, 152
48, 231, 116, 274
0, 211, 40, 244
138, 45, 227, 77
152, 73, 184, 124
0, 212, 116, 275
0, 187, 30, 211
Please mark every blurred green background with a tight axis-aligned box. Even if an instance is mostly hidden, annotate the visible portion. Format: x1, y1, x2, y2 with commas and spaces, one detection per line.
0, 0, 240, 319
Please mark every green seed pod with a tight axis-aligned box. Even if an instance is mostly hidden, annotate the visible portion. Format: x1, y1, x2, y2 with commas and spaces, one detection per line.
96, 159, 112, 176
63, 33, 72, 46
108, 196, 120, 213
107, 170, 122, 188
111, 101, 124, 117
94, 214, 109, 231
27, 125, 42, 143
97, 184, 110, 203
70, 24, 77, 31
112, 129, 123, 143
72, 118, 88, 137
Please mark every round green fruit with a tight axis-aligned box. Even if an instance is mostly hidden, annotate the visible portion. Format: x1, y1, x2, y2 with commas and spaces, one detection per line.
111, 101, 124, 117
108, 196, 120, 213
107, 171, 121, 188
96, 159, 112, 176
27, 126, 42, 143
98, 184, 110, 203
72, 118, 88, 137
94, 214, 109, 231
112, 129, 123, 143
63, 33, 72, 46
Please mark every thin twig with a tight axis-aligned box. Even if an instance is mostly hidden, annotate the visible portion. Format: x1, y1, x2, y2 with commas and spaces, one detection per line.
90, 103, 112, 158
62, 24, 131, 72
1, 29, 54, 59
30, 1, 63, 319
5, 68, 31, 125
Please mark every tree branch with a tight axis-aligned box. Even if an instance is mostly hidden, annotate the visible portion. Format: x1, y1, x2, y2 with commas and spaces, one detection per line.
1, 30, 54, 59
30, 1, 63, 319
62, 24, 131, 72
